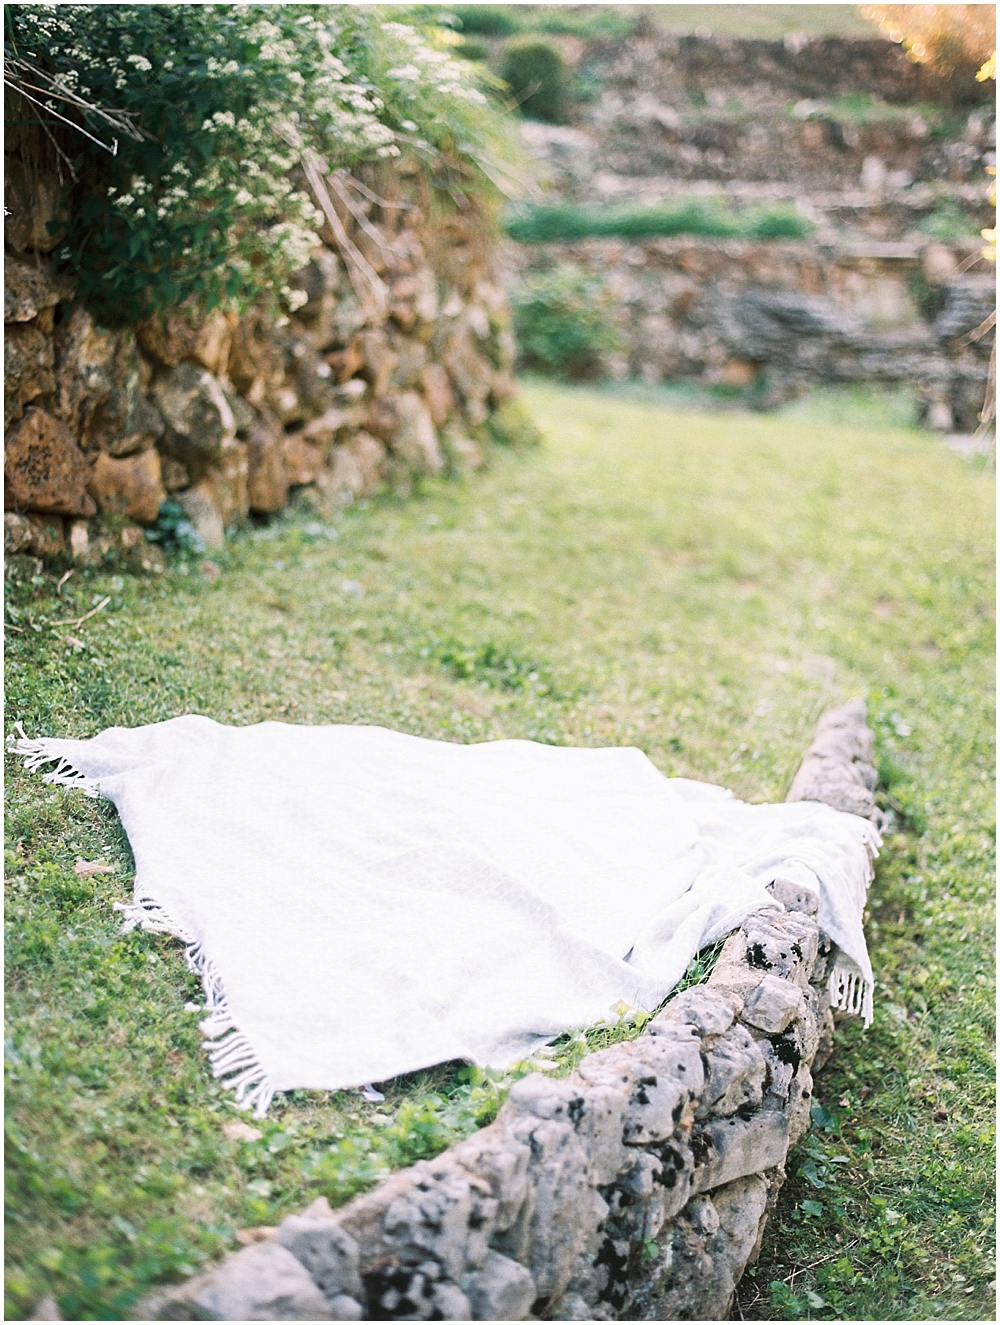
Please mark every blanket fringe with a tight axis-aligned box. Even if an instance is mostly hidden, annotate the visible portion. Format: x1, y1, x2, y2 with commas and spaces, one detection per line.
114, 895, 278, 1114
11, 722, 278, 1116
7, 722, 101, 798
829, 957, 873, 1027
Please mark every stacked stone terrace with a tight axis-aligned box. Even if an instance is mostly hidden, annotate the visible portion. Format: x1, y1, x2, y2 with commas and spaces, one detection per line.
4, 156, 519, 568
507, 32, 995, 424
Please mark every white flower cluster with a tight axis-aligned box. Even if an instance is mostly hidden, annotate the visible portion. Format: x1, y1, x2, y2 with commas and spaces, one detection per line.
13, 4, 507, 315
381, 21, 488, 108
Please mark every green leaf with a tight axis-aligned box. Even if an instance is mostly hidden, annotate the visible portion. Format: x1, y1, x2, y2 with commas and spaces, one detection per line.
800, 1159, 827, 1189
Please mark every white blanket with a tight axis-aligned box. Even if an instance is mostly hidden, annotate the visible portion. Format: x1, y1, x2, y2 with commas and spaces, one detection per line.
12, 717, 878, 1115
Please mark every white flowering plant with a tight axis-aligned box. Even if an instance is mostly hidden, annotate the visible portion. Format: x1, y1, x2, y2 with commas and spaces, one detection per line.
5, 4, 521, 325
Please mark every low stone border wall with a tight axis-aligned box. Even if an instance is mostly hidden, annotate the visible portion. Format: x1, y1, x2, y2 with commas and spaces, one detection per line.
141, 700, 880, 1322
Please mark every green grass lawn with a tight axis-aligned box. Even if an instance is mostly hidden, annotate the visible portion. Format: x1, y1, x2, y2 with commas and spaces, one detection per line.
640, 3, 878, 39
5, 381, 994, 1321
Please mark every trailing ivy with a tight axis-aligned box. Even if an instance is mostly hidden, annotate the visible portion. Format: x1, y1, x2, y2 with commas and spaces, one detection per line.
4, 4, 521, 326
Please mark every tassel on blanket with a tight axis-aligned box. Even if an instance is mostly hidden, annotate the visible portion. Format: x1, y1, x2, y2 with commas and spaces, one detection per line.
108, 887, 280, 1117
7, 723, 101, 797
185, 942, 276, 1117
829, 955, 874, 1027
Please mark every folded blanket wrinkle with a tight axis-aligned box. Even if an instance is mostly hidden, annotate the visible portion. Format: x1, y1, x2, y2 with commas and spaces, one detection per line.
10, 716, 879, 1116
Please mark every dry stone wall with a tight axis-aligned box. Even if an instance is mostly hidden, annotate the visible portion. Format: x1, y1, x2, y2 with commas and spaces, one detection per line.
142, 701, 881, 1323
506, 233, 994, 427
4, 159, 520, 568
504, 29, 994, 424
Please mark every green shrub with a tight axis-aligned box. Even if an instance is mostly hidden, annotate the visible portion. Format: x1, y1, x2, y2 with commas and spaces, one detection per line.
506, 199, 815, 244
449, 5, 635, 39
499, 38, 567, 123
451, 4, 522, 36
5, 5, 519, 326
511, 265, 621, 379
483, 398, 543, 448
916, 199, 979, 240
454, 37, 490, 61
742, 205, 814, 240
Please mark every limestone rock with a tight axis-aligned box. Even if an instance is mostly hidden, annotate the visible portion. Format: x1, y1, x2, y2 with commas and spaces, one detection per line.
80, 331, 162, 457
4, 512, 32, 553
359, 331, 399, 399
741, 912, 819, 989
441, 425, 484, 473
98, 394, 164, 458
5, 408, 96, 517
363, 1264, 468, 1322
429, 1283, 473, 1320
177, 485, 224, 551
576, 1041, 692, 1149
452, 1131, 531, 1234
289, 248, 346, 351
4, 170, 65, 253
421, 362, 455, 427
25, 514, 66, 558
650, 986, 741, 1039
391, 391, 445, 475
391, 338, 428, 391
465, 1249, 536, 1321
4, 256, 74, 324
653, 1175, 768, 1320
225, 387, 257, 440
499, 1114, 595, 1301
325, 337, 365, 383
299, 407, 353, 452
149, 1241, 337, 1320
277, 1215, 362, 1303
153, 363, 236, 478
381, 1158, 480, 1283
205, 439, 249, 528
784, 697, 879, 821
506, 1074, 584, 1124
88, 450, 166, 525
443, 326, 491, 426
283, 433, 325, 488
765, 877, 819, 916
137, 308, 203, 369
689, 1112, 788, 1194
5, 322, 55, 427
327, 1295, 363, 1320
161, 457, 191, 493
229, 315, 284, 403
52, 306, 122, 440
290, 342, 343, 421
741, 974, 806, 1035
698, 1024, 766, 1119
247, 412, 289, 514
322, 432, 386, 506
191, 312, 235, 378
572, 1085, 628, 1186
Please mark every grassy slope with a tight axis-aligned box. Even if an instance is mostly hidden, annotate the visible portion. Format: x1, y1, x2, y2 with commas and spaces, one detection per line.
5, 382, 994, 1321
642, 4, 878, 39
